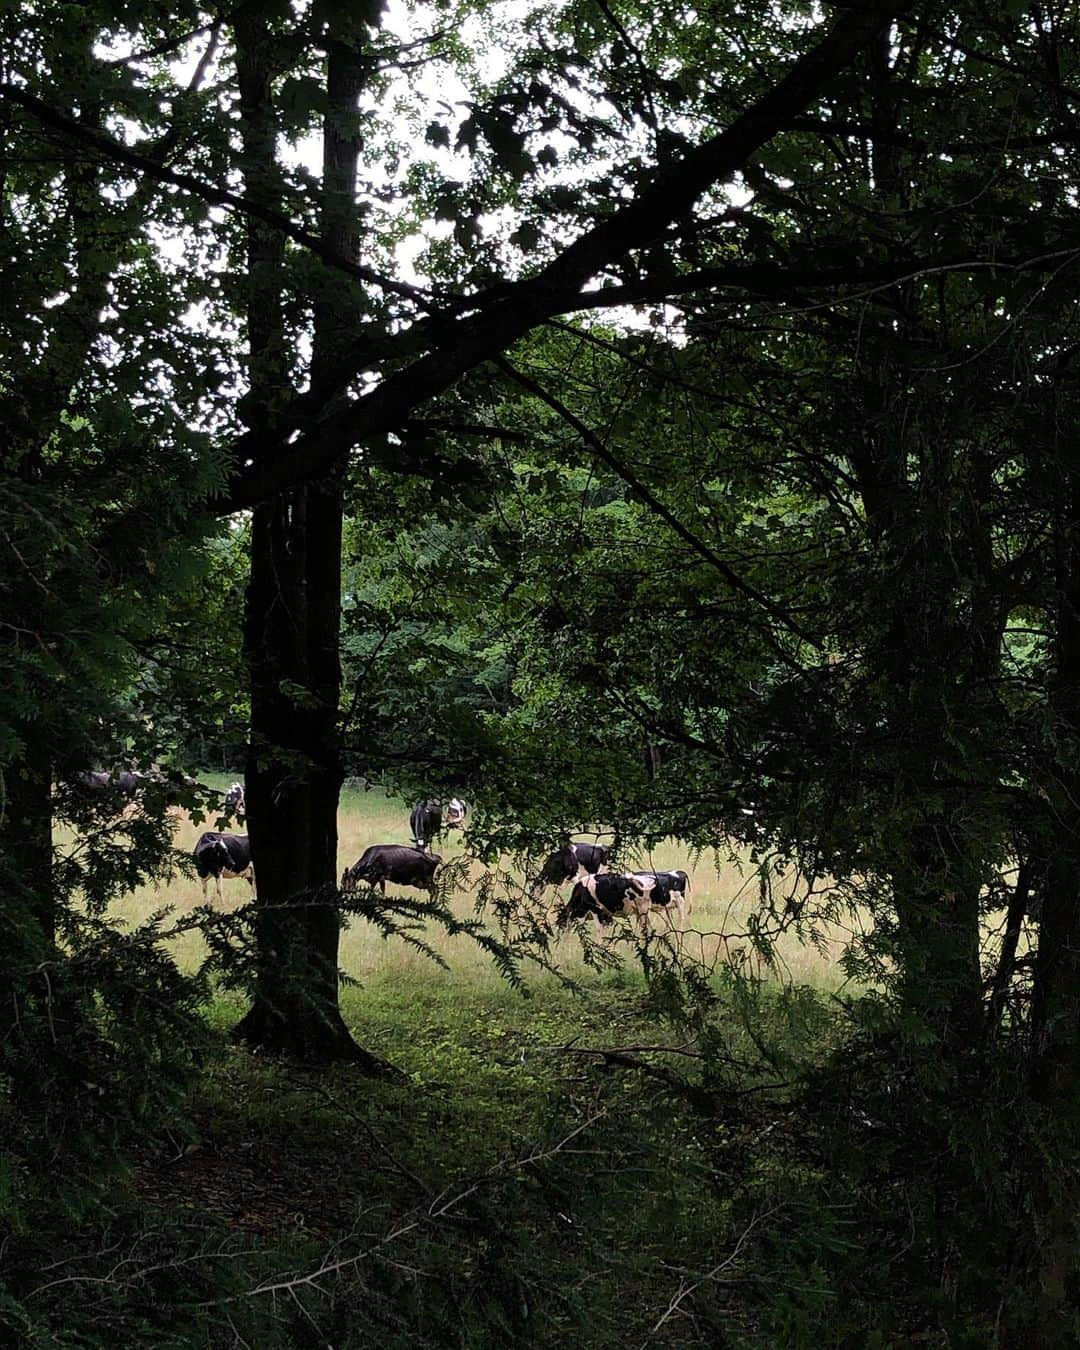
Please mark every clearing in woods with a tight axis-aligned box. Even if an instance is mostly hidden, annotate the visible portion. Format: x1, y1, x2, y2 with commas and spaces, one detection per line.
107, 775, 860, 996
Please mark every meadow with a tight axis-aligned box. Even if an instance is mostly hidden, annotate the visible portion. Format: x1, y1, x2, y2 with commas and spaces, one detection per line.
107, 775, 862, 1003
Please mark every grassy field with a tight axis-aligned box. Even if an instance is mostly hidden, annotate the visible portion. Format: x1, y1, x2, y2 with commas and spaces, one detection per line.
104, 774, 862, 1006
25, 792, 1018, 1347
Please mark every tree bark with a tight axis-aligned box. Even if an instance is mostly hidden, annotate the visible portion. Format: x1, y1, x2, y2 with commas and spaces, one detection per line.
231, 11, 390, 1068
986, 857, 1033, 1038
850, 373, 990, 1048
1032, 435, 1080, 1117
844, 35, 995, 1046
1024, 433, 1080, 1330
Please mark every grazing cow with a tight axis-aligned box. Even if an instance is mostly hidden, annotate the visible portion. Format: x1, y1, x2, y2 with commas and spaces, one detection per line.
629, 869, 691, 930
341, 844, 441, 896
409, 799, 442, 852
409, 796, 468, 851
224, 781, 245, 815
556, 873, 649, 937
77, 770, 113, 797
193, 832, 254, 903
530, 840, 609, 896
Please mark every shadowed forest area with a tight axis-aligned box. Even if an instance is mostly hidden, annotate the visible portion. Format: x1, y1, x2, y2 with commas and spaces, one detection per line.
5, 0, 1080, 1344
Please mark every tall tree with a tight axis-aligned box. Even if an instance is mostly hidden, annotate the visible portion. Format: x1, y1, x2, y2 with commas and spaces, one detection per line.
233, 4, 377, 1060
0, 0, 234, 1219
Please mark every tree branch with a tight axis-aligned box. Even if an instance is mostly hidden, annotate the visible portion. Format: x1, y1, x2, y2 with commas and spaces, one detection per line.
0, 82, 439, 310
218, 0, 912, 509
403, 418, 529, 444
493, 353, 823, 653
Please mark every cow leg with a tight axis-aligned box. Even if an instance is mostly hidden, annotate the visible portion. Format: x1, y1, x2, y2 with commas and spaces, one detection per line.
215, 873, 224, 904
201, 875, 209, 904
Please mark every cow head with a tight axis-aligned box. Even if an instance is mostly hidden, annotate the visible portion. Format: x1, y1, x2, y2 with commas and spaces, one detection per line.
528, 848, 564, 895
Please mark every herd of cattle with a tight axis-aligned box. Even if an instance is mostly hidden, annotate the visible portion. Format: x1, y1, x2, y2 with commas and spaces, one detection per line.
528, 839, 691, 935
82, 772, 691, 936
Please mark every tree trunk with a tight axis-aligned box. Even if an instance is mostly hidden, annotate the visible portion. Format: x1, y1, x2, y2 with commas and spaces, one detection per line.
1032, 439, 1080, 1117
891, 843, 984, 1049
231, 13, 389, 1068
851, 411, 991, 1048
234, 491, 373, 1062
986, 857, 1033, 1038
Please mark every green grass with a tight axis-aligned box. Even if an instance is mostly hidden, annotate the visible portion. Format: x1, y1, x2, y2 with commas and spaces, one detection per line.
25, 790, 1019, 1347
165, 973, 740, 1347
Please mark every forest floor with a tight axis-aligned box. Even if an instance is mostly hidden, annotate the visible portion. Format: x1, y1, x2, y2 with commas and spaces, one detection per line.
112, 969, 846, 1349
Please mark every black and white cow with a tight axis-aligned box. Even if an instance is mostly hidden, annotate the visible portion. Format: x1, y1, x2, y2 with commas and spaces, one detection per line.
341, 844, 441, 896
629, 869, 691, 929
193, 832, 254, 903
77, 768, 202, 822
556, 873, 649, 937
530, 840, 609, 896
224, 781, 245, 815
409, 797, 468, 851
409, 799, 442, 852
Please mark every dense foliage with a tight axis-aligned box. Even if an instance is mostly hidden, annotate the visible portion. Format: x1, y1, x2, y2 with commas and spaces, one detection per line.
6, 0, 1080, 1341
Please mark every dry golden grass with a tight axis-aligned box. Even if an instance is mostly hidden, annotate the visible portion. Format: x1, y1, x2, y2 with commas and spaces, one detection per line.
95, 778, 863, 993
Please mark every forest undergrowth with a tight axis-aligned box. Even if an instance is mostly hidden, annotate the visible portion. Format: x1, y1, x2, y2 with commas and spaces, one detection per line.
9, 966, 979, 1350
